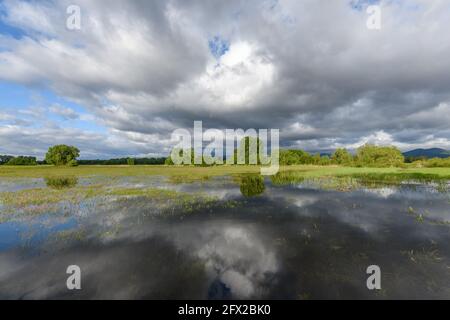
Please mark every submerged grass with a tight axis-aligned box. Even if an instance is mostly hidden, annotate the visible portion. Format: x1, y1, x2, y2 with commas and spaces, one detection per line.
0, 186, 104, 207
0, 183, 234, 221
110, 186, 239, 215
270, 168, 450, 192
343, 172, 449, 183
44, 176, 78, 189
109, 187, 180, 198
0, 185, 217, 207
0, 165, 448, 218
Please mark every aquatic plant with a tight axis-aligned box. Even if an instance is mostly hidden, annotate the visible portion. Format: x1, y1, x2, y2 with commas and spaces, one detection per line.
239, 175, 265, 197
45, 176, 78, 189
271, 171, 305, 186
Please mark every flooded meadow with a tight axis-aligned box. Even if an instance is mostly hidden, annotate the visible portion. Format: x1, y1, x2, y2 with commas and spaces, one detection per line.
0, 172, 449, 299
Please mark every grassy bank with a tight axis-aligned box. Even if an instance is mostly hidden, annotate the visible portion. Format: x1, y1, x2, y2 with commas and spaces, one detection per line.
1, 164, 450, 179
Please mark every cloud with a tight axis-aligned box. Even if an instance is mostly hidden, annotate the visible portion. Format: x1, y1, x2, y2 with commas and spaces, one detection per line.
49, 104, 79, 120
0, 0, 450, 157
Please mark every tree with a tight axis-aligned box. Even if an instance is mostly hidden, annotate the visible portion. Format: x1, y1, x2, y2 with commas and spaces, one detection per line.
0, 155, 14, 165
165, 156, 175, 165
127, 158, 135, 165
165, 148, 198, 165
45, 145, 80, 166
319, 155, 331, 165
279, 150, 299, 165
355, 144, 404, 167
233, 137, 264, 165
331, 148, 353, 165
311, 153, 321, 165
279, 149, 314, 165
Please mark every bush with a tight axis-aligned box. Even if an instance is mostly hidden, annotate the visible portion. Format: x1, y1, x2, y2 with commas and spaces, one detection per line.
331, 148, 353, 165
45, 176, 78, 189
319, 155, 331, 165
355, 144, 404, 167
239, 175, 265, 197
422, 157, 450, 167
279, 149, 314, 165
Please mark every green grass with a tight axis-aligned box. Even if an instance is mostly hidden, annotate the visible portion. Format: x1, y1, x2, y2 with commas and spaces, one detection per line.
1, 164, 449, 179
0, 186, 104, 207
0, 165, 261, 178
0, 179, 234, 210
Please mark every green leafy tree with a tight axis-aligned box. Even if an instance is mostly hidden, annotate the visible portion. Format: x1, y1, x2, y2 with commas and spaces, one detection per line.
311, 153, 321, 165
0, 155, 14, 165
45, 145, 80, 166
279, 150, 298, 165
355, 144, 404, 167
127, 158, 135, 165
165, 156, 175, 165
233, 137, 264, 165
319, 155, 331, 165
291, 149, 313, 164
422, 157, 450, 168
279, 149, 313, 165
331, 148, 353, 165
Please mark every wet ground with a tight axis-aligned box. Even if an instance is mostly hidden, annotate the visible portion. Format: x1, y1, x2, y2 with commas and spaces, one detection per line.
0, 174, 449, 299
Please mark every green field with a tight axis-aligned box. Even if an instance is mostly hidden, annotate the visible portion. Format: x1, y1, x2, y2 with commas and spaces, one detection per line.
1, 164, 449, 179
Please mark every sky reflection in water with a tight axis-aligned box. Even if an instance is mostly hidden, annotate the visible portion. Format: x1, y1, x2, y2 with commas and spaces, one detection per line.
0, 175, 449, 299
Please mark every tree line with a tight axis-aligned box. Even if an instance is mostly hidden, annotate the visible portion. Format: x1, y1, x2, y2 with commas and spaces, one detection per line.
164, 138, 407, 168
166, 139, 450, 168
78, 158, 166, 165
0, 155, 38, 166
1, 142, 449, 167
0, 145, 165, 166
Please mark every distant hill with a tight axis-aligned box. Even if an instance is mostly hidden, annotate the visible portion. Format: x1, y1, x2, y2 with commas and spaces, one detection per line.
403, 148, 450, 159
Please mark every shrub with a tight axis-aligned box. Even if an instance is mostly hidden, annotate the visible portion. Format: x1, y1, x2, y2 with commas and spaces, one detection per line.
331, 148, 353, 165
355, 144, 404, 167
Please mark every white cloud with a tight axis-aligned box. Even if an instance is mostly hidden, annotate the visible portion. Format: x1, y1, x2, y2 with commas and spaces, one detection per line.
49, 104, 79, 120
1, 0, 450, 156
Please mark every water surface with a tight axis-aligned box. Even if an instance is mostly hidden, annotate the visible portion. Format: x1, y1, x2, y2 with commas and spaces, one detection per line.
0, 174, 449, 299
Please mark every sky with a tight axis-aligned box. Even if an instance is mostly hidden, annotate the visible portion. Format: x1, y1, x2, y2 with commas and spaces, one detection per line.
0, 0, 449, 159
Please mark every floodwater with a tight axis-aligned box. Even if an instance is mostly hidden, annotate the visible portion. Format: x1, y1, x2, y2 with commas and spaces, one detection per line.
0, 173, 449, 299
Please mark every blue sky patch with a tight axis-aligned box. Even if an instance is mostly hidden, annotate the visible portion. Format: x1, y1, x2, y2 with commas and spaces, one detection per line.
350, 0, 380, 11
208, 36, 230, 59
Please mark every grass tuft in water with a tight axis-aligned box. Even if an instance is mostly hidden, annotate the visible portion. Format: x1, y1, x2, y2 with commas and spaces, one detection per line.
45, 176, 78, 189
